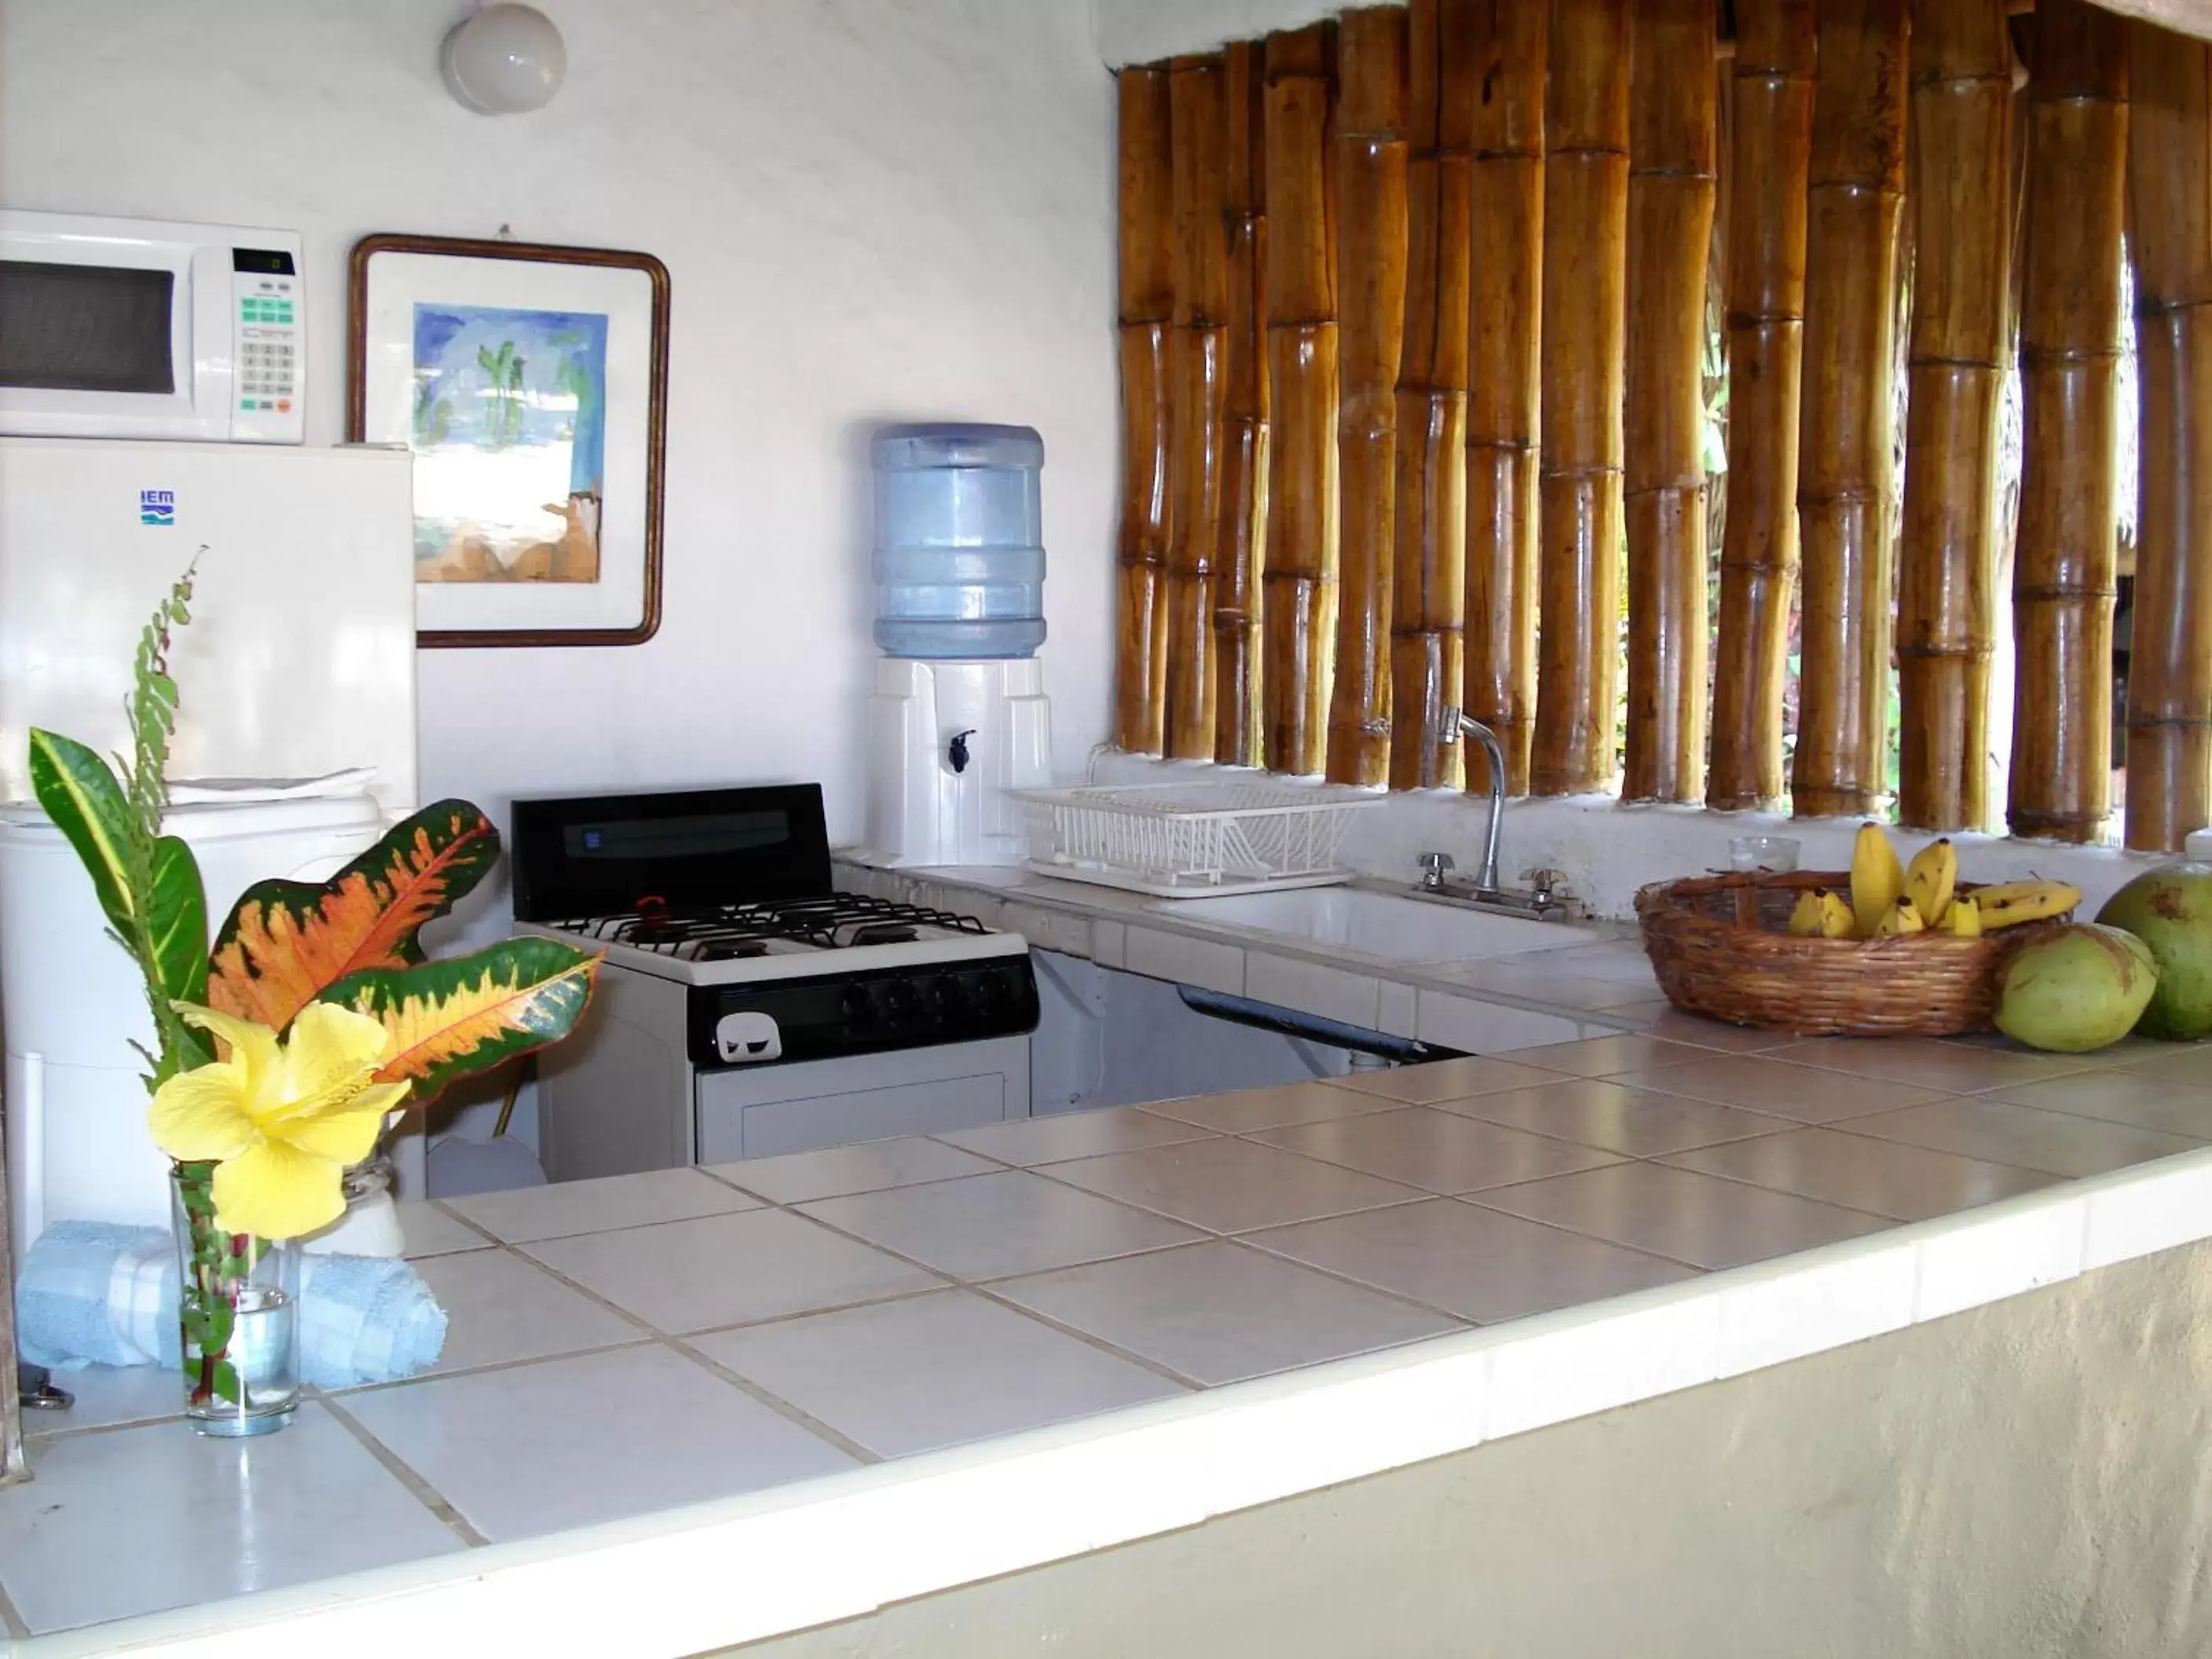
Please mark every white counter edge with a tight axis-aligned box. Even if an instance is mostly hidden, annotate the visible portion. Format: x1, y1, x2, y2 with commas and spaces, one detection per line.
32, 1143, 2212, 1659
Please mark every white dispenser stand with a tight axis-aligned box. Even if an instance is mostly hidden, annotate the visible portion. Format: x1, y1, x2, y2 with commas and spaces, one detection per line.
863, 657, 1050, 867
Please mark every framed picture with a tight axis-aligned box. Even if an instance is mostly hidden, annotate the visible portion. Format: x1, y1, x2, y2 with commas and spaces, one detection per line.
348, 233, 669, 647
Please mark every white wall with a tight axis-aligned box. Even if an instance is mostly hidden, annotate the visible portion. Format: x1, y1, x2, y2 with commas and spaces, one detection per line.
1093, 0, 1375, 64
0, 0, 1119, 855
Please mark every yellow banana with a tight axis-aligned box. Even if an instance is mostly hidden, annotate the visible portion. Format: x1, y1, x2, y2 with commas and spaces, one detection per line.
1787, 890, 1826, 936
1975, 880, 2082, 930
1904, 837, 1958, 928
1949, 895, 1983, 938
1819, 890, 1857, 939
1874, 898, 1927, 937
1851, 822, 1905, 939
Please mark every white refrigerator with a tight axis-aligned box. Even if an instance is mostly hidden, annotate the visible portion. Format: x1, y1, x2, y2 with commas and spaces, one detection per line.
0, 440, 421, 1246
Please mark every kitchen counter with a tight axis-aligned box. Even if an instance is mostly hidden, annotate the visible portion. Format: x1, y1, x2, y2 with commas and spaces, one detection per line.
8, 1025, 2212, 1655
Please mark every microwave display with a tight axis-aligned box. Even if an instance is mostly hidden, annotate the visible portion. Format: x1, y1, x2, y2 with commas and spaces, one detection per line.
0, 260, 174, 395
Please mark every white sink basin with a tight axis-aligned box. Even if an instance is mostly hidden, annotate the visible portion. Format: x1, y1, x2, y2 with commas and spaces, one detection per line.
1147, 885, 1590, 965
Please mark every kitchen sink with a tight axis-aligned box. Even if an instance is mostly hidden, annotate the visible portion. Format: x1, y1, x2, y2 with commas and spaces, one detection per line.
1146, 884, 1591, 965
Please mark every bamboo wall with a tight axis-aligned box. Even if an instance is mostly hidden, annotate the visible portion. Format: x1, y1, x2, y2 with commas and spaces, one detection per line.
1108, 1, 2212, 852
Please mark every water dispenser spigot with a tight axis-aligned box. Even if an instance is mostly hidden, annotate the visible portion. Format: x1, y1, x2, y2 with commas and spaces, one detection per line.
947, 729, 976, 774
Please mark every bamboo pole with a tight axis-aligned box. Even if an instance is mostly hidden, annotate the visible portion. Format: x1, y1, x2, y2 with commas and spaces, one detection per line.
2126, 21, 2212, 850
1390, 0, 1474, 790
1896, 0, 2013, 830
1215, 42, 1271, 767
1708, 1, 1816, 809
1328, 9, 1410, 786
1623, 0, 1719, 804
1533, 0, 1633, 796
1791, 0, 1910, 819
1166, 55, 1230, 760
1115, 65, 1175, 756
1262, 24, 1339, 777
1463, 0, 1547, 797
2011, 0, 2127, 843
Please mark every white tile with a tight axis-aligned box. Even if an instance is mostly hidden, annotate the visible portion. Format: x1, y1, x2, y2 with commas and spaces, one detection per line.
1125, 925, 1244, 996
1415, 991, 1585, 1053
1714, 1240, 1919, 1376
441, 1167, 758, 1243
1484, 1289, 1721, 1438
340, 1345, 855, 1543
1243, 951, 1382, 1030
692, 1289, 1186, 1458
799, 1170, 1201, 1281
1045, 1136, 1425, 1233
1658, 1126, 2056, 1221
1628, 1009, 1804, 1052
1428, 963, 1657, 1014
1445, 1077, 1793, 1157
1377, 978, 1419, 1038
2082, 1154, 2212, 1269
1251, 1107, 1625, 1194
1770, 1036, 2106, 1093
992, 1240, 1460, 1385
709, 1137, 1002, 1204
397, 1200, 495, 1258
1914, 1199, 2087, 1320
1246, 1199, 1697, 1324
1621, 1054, 1951, 1123
1139, 1079, 1405, 1133
1840, 1095, 2207, 1179
1536, 943, 1664, 990
1982, 1069, 2212, 1140
1496, 1035, 1718, 1079
2109, 1042, 2212, 1085
408, 1247, 646, 1374
0, 1403, 463, 1634
19, 1363, 181, 1439
523, 1209, 940, 1333
1324, 1053, 1566, 1106
934, 1106, 1217, 1166
1091, 918, 1127, 969
1468, 1162, 1895, 1270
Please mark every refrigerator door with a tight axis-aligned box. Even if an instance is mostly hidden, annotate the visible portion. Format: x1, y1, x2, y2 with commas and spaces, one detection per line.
0, 439, 419, 818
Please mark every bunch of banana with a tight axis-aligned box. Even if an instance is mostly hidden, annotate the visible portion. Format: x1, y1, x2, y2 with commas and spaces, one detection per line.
1786, 888, 1855, 939
1840, 822, 2081, 940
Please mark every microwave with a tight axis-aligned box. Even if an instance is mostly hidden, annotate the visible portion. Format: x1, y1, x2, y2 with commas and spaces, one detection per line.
0, 209, 303, 444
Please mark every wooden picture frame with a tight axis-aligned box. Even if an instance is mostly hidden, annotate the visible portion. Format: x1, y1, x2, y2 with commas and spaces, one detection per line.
347, 233, 669, 649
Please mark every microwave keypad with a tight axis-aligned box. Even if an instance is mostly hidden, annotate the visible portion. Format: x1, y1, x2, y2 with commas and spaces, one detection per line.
233, 278, 298, 415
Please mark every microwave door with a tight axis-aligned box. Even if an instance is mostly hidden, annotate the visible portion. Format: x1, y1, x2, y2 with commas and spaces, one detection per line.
0, 233, 221, 441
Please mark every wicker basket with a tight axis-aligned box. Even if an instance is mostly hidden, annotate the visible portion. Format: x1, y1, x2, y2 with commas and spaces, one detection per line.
1635, 869, 2071, 1037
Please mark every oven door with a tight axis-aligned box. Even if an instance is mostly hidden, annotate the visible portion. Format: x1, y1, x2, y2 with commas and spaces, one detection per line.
694, 1035, 1031, 1163
0, 213, 229, 440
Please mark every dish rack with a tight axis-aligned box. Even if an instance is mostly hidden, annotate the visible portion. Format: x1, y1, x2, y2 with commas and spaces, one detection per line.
1013, 782, 1382, 897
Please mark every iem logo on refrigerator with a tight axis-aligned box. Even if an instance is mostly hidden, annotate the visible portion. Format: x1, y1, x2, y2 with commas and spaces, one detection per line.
139, 489, 175, 526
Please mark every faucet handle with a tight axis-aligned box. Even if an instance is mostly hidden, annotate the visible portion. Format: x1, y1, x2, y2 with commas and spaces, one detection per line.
1419, 851, 1456, 888
1437, 706, 1463, 744
1522, 866, 1570, 902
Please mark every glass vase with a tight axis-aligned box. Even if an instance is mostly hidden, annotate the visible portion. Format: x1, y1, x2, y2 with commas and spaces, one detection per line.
170, 1163, 300, 1437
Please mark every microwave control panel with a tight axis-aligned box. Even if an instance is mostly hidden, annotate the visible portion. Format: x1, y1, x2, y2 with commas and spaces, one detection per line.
230, 247, 302, 444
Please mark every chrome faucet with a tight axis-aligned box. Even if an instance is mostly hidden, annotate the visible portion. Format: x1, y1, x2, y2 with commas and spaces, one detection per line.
1437, 705, 1505, 895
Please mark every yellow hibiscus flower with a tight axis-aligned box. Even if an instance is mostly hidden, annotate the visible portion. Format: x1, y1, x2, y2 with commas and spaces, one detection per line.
148, 1002, 412, 1240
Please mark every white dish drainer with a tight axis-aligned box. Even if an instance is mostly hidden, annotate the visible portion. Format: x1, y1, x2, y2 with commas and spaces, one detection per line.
1013, 782, 1382, 897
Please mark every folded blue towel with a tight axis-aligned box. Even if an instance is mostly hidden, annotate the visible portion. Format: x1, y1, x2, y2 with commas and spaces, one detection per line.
15, 1223, 446, 1388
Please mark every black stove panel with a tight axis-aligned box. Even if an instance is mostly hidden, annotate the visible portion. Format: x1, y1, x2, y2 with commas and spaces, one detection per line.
511, 784, 833, 920
686, 957, 1040, 1069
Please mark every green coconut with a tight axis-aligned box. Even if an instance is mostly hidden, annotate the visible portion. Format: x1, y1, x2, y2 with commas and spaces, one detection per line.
1995, 924, 2159, 1053
2097, 866, 2212, 1040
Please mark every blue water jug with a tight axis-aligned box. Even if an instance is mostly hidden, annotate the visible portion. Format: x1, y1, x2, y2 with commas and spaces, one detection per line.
871, 423, 1047, 659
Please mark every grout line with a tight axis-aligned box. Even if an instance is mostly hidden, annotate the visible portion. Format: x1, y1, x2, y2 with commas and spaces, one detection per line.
315, 1394, 489, 1548
22, 1408, 189, 1445
329, 1335, 657, 1397
0, 1573, 28, 1641
958, 1280, 1210, 1391
422, 1199, 502, 1248
1207, 1232, 1492, 1331
658, 1336, 881, 1465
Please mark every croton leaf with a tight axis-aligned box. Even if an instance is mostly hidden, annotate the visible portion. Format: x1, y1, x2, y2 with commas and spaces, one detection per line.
27, 729, 135, 928
320, 937, 601, 1104
149, 834, 210, 1006
207, 800, 500, 1031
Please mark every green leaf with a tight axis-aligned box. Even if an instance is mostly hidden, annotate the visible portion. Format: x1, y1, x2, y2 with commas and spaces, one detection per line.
27, 730, 135, 928
322, 938, 602, 1104
211, 1360, 242, 1404
149, 835, 209, 1006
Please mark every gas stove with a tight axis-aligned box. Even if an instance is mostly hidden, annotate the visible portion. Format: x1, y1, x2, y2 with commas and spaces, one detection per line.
511, 784, 1038, 1176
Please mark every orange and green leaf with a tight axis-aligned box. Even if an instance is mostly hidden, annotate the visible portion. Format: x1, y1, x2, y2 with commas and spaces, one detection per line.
320, 938, 601, 1104
207, 800, 499, 1031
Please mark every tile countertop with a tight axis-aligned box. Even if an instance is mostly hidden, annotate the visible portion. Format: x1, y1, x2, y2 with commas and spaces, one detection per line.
834, 855, 1666, 1053
10, 1029, 2212, 1656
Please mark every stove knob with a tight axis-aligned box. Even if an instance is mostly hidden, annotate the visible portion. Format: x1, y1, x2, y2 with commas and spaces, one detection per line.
926, 976, 963, 1017
840, 984, 873, 1024
973, 971, 1009, 1013
877, 980, 915, 1020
